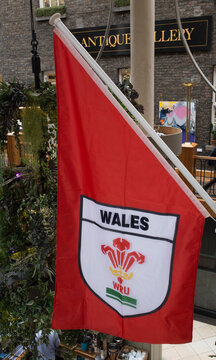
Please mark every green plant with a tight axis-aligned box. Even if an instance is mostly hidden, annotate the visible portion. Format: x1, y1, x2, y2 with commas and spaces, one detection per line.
38, 82, 58, 128
0, 163, 57, 356
0, 78, 143, 357
112, 79, 144, 122
0, 80, 27, 152
0, 156, 3, 200
22, 107, 46, 160
117, 79, 144, 114
114, 0, 130, 7
35, 5, 66, 18
0, 81, 58, 358
77, 330, 93, 344
0, 80, 57, 166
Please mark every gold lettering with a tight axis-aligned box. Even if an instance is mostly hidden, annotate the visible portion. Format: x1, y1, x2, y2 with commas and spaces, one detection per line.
161, 30, 170, 42
178, 28, 186, 41
94, 36, 99, 46
94, 35, 105, 47
81, 38, 88, 47
153, 26, 194, 45
125, 33, 130, 45
87, 37, 97, 47
109, 35, 117, 47
185, 27, 195, 41
154, 30, 162, 43
116, 34, 124, 46
170, 29, 178, 42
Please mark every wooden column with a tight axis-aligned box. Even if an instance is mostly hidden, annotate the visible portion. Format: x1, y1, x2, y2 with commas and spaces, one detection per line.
7, 133, 24, 167
178, 142, 198, 190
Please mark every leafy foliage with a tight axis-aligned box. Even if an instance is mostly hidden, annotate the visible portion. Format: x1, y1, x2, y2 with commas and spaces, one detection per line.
0, 80, 27, 151
22, 107, 46, 160
117, 79, 144, 114
0, 81, 59, 357
112, 79, 144, 122
35, 5, 66, 18
38, 82, 58, 128
0, 80, 83, 358
0, 164, 57, 356
114, 0, 130, 7
0, 78, 141, 357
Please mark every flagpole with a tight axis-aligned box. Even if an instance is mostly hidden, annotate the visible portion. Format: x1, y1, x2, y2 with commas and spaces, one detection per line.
49, 14, 216, 216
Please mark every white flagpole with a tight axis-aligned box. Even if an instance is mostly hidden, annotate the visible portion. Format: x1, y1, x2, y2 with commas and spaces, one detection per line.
49, 14, 216, 216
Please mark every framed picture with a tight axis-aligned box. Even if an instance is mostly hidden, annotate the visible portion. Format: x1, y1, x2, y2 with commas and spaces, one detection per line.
159, 101, 196, 143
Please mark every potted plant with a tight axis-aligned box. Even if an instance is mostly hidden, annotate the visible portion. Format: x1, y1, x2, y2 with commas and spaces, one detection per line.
78, 331, 92, 351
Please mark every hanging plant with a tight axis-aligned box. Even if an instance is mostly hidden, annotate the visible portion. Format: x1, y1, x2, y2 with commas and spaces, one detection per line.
111, 78, 144, 122
118, 78, 144, 114
0, 80, 27, 152
22, 106, 47, 162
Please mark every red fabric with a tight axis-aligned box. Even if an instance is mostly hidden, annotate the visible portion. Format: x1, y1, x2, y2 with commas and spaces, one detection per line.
52, 30, 206, 344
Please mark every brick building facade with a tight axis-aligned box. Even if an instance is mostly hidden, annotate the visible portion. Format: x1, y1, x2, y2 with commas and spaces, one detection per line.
0, 0, 215, 146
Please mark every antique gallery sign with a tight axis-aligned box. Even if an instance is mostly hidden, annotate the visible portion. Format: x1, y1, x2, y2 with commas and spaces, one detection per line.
71, 24, 130, 56
71, 16, 211, 56
155, 16, 211, 52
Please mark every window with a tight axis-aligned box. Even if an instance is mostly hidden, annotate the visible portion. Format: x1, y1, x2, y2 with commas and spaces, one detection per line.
39, 0, 64, 8
43, 70, 56, 84
118, 68, 130, 83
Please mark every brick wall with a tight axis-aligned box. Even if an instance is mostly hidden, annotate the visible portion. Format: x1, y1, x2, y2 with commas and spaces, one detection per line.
0, 0, 130, 85
155, 0, 216, 145
0, 0, 215, 145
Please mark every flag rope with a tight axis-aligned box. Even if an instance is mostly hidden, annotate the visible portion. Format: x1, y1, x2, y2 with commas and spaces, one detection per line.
49, 13, 216, 217
174, 0, 216, 94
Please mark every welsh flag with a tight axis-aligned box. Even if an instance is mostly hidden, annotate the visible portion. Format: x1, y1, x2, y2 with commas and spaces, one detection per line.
52, 27, 208, 344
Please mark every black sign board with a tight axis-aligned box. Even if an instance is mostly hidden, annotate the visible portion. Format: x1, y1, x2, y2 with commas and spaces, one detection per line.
155, 16, 212, 53
71, 24, 130, 57
71, 16, 211, 57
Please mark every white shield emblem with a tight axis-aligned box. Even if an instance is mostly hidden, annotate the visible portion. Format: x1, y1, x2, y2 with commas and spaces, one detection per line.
79, 196, 179, 317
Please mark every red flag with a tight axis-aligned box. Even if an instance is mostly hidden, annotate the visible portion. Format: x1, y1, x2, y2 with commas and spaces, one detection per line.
52, 28, 208, 344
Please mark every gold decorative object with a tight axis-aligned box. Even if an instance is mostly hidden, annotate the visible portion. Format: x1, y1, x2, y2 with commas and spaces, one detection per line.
183, 82, 194, 143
